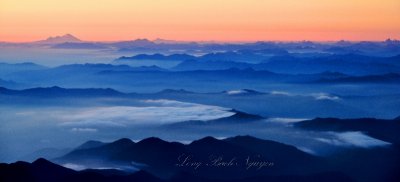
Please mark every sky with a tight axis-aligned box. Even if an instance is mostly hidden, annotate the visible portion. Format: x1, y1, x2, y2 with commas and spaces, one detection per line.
0, 0, 399, 42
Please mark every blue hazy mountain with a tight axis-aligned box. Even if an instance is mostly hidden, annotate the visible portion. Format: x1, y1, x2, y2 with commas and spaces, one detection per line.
172, 60, 253, 70
20, 148, 72, 163
0, 67, 309, 95
198, 51, 269, 63
57, 63, 167, 72
155, 88, 195, 94
52, 42, 108, 49
332, 39, 400, 56
53, 63, 145, 72
324, 46, 363, 55
0, 86, 125, 97
75, 140, 106, 150
116, 53, 196, 62
115, 50, 277, 64
0, 62, 47, 76
2, 86, 399, 119
257, 53, 400, 75
0, 79, 19, 88
0, 63, 168, 86
50, 63, 167, 73
114, 52, 400, 74
314, 73, 400, 83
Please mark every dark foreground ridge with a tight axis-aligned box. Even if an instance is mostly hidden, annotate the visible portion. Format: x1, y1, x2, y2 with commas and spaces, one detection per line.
0, 157, 356, 182
2, 135, 400, 182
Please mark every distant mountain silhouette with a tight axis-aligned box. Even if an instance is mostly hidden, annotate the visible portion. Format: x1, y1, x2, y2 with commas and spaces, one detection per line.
52, 42, 107, 49
324, 46, 363, 54
198, 51, 267, 63
258, 54, 400, 75
54, 63, 133, 71
172, 60, 252, 71
4, 61, 398, 93
116, 51, 268, 64
75, 140, 105, 150
112, 39, 156, 51
0, 62, 46, 76
0, 79, 19, 88
2, 37, 399, 57
152, 38, 188, 44
0, 86, 268, 99
20, 148, 71, 163
52, 63, 166, 73
35, 34, 81, 44
0, 86, 125, 97
314, 73, 400, 83
114, 52, 400, 74
0, 63, 167, 82
156, 89, 195, 94
116, 54, 195, 62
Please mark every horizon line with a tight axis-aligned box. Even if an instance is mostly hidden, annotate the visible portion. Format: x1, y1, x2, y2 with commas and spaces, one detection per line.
1, 35, 399, 44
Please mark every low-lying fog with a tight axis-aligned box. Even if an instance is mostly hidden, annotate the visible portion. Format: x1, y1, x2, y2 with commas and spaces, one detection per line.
0, 98, 391, 163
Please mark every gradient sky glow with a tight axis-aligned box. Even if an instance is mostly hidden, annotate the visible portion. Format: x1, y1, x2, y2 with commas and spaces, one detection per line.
1, 0, 399, 42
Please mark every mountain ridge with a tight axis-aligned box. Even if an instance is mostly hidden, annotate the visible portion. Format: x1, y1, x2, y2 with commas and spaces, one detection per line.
35, 34, 82, 44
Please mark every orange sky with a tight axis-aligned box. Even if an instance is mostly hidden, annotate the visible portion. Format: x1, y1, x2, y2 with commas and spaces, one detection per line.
0, 0, 399, 42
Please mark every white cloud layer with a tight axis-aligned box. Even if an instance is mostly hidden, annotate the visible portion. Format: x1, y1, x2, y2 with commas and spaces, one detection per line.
56, 100, 234, 128
316, 131, 391, 148
226, 89, 250, 95
311, 93, 340, 101
62, 163, 139, 172
270, 91, 293, 96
